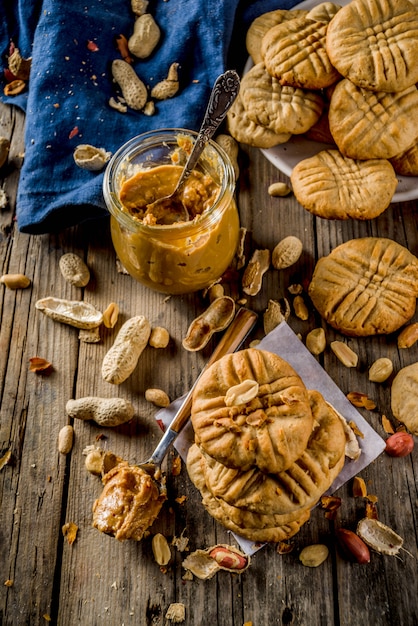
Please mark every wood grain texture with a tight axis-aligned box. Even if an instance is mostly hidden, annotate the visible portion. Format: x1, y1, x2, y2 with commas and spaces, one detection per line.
0, 101, 417, 626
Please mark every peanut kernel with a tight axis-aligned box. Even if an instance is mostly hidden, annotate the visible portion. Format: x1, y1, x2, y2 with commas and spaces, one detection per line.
0, 273, 31, 289
268, 182, 292, 197
145, 388, 170, 407
149, 326, 170, 348
152, 533, 171, 566
293, 295, 309, 320
397, 322, 418, 348
368, 357, 393, 382
330, 341, 358, 368
306, 328, 326, 355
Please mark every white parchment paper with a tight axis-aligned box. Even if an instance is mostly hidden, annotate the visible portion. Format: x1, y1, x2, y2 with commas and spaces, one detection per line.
156, 321, 386, 554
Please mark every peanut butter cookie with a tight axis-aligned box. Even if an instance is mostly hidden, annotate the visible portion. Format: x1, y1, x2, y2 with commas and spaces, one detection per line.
291, 149, 398, 219
191, 348, 314, 474
308, 237, 418, 336
240, 62, 324, 135
328, 79, 418, 160
262, 16, 340, 89
326, 0, 418, 92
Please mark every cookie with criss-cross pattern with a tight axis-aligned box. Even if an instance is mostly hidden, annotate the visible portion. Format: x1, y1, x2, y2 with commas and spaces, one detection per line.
240, 62, 324, 135
262, 15, 340, 89
290, 149, 397, 219
246, 8, 308, 64
308, 237, 418, 336
186, 442, 312, 543
326, 0, 418, 92
226, 90, 291, 148
390, 141, 418, 176
199, 390, 346, 517
328, 79, 418, 160
191, 348, 314, 474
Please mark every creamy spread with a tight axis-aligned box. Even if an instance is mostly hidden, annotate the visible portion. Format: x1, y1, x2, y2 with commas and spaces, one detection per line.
106, 131, 240, 294
92, 464, 166, 541
119, 164, 220, 225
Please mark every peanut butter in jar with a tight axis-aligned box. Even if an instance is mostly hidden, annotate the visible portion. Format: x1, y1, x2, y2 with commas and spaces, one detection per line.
103, 129, 240, 294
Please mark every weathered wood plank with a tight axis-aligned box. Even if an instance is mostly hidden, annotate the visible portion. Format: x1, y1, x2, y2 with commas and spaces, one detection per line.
0, 104, 417, 625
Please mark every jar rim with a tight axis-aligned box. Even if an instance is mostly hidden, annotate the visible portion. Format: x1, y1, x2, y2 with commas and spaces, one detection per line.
102, 128, 235, 234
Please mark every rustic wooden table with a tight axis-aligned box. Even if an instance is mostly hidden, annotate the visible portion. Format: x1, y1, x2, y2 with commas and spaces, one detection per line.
0, 100, 417, 626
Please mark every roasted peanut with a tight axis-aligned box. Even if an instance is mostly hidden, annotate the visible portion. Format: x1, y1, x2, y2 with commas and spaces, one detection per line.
224, 380, 259, 406
242, 249, 270, 296
397, 322, 418, 348
182, 296, 235, 351
330, 341, 358, 368
143, 100, 155, 116
102, 302, 120, 329
293, 295, 309, 320
182, 544, 249, 579
66, 396, 135, 427
299, 544, 329, 567
335, 528, 370, 564
306, 327, 326, 355
152, 533, 171, 566
112, 60, 147, 111
145, 388, 170, 407
272, 236, 303, 269
59, 253, 90, 287
35, 297, 103, 329
58, 425, 74, 455
385, 431, 414, 457
268, 182, 292, 197
149, 326, 170, 348
102, 315, 151, 384
151, 63, 180, 100
368, 357, 393, 382
209, 546, 249, 570
128, 13, 161, 59
0, 273, 31, 289
84, 447, 123, 476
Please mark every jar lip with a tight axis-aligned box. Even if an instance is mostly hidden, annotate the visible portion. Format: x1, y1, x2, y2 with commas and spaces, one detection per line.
102, 128, 235, 233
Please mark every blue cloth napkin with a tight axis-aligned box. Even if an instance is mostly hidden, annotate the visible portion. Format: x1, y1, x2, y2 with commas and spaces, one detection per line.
0, 0, 300, 234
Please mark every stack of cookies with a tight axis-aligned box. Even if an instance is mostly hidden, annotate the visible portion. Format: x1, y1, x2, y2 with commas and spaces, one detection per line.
186, 348, 347, 543
230, 0, 418, 220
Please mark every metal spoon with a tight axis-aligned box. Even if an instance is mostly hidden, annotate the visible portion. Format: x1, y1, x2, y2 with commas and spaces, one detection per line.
147, 69, 241, 225
137, 307, 257, 487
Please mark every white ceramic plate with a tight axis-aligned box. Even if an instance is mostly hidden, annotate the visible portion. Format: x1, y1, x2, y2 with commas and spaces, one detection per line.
245, 0, 418, 203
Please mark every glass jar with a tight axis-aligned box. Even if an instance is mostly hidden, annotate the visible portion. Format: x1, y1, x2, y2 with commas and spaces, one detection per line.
102, 129, 240, 295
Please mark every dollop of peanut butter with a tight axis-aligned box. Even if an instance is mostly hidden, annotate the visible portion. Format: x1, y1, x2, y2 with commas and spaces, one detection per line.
119, 164, 220, 224
92, 463, 166, 541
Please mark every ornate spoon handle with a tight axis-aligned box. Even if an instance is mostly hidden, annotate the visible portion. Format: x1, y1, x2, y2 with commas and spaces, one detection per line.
176, 70, 240, 189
